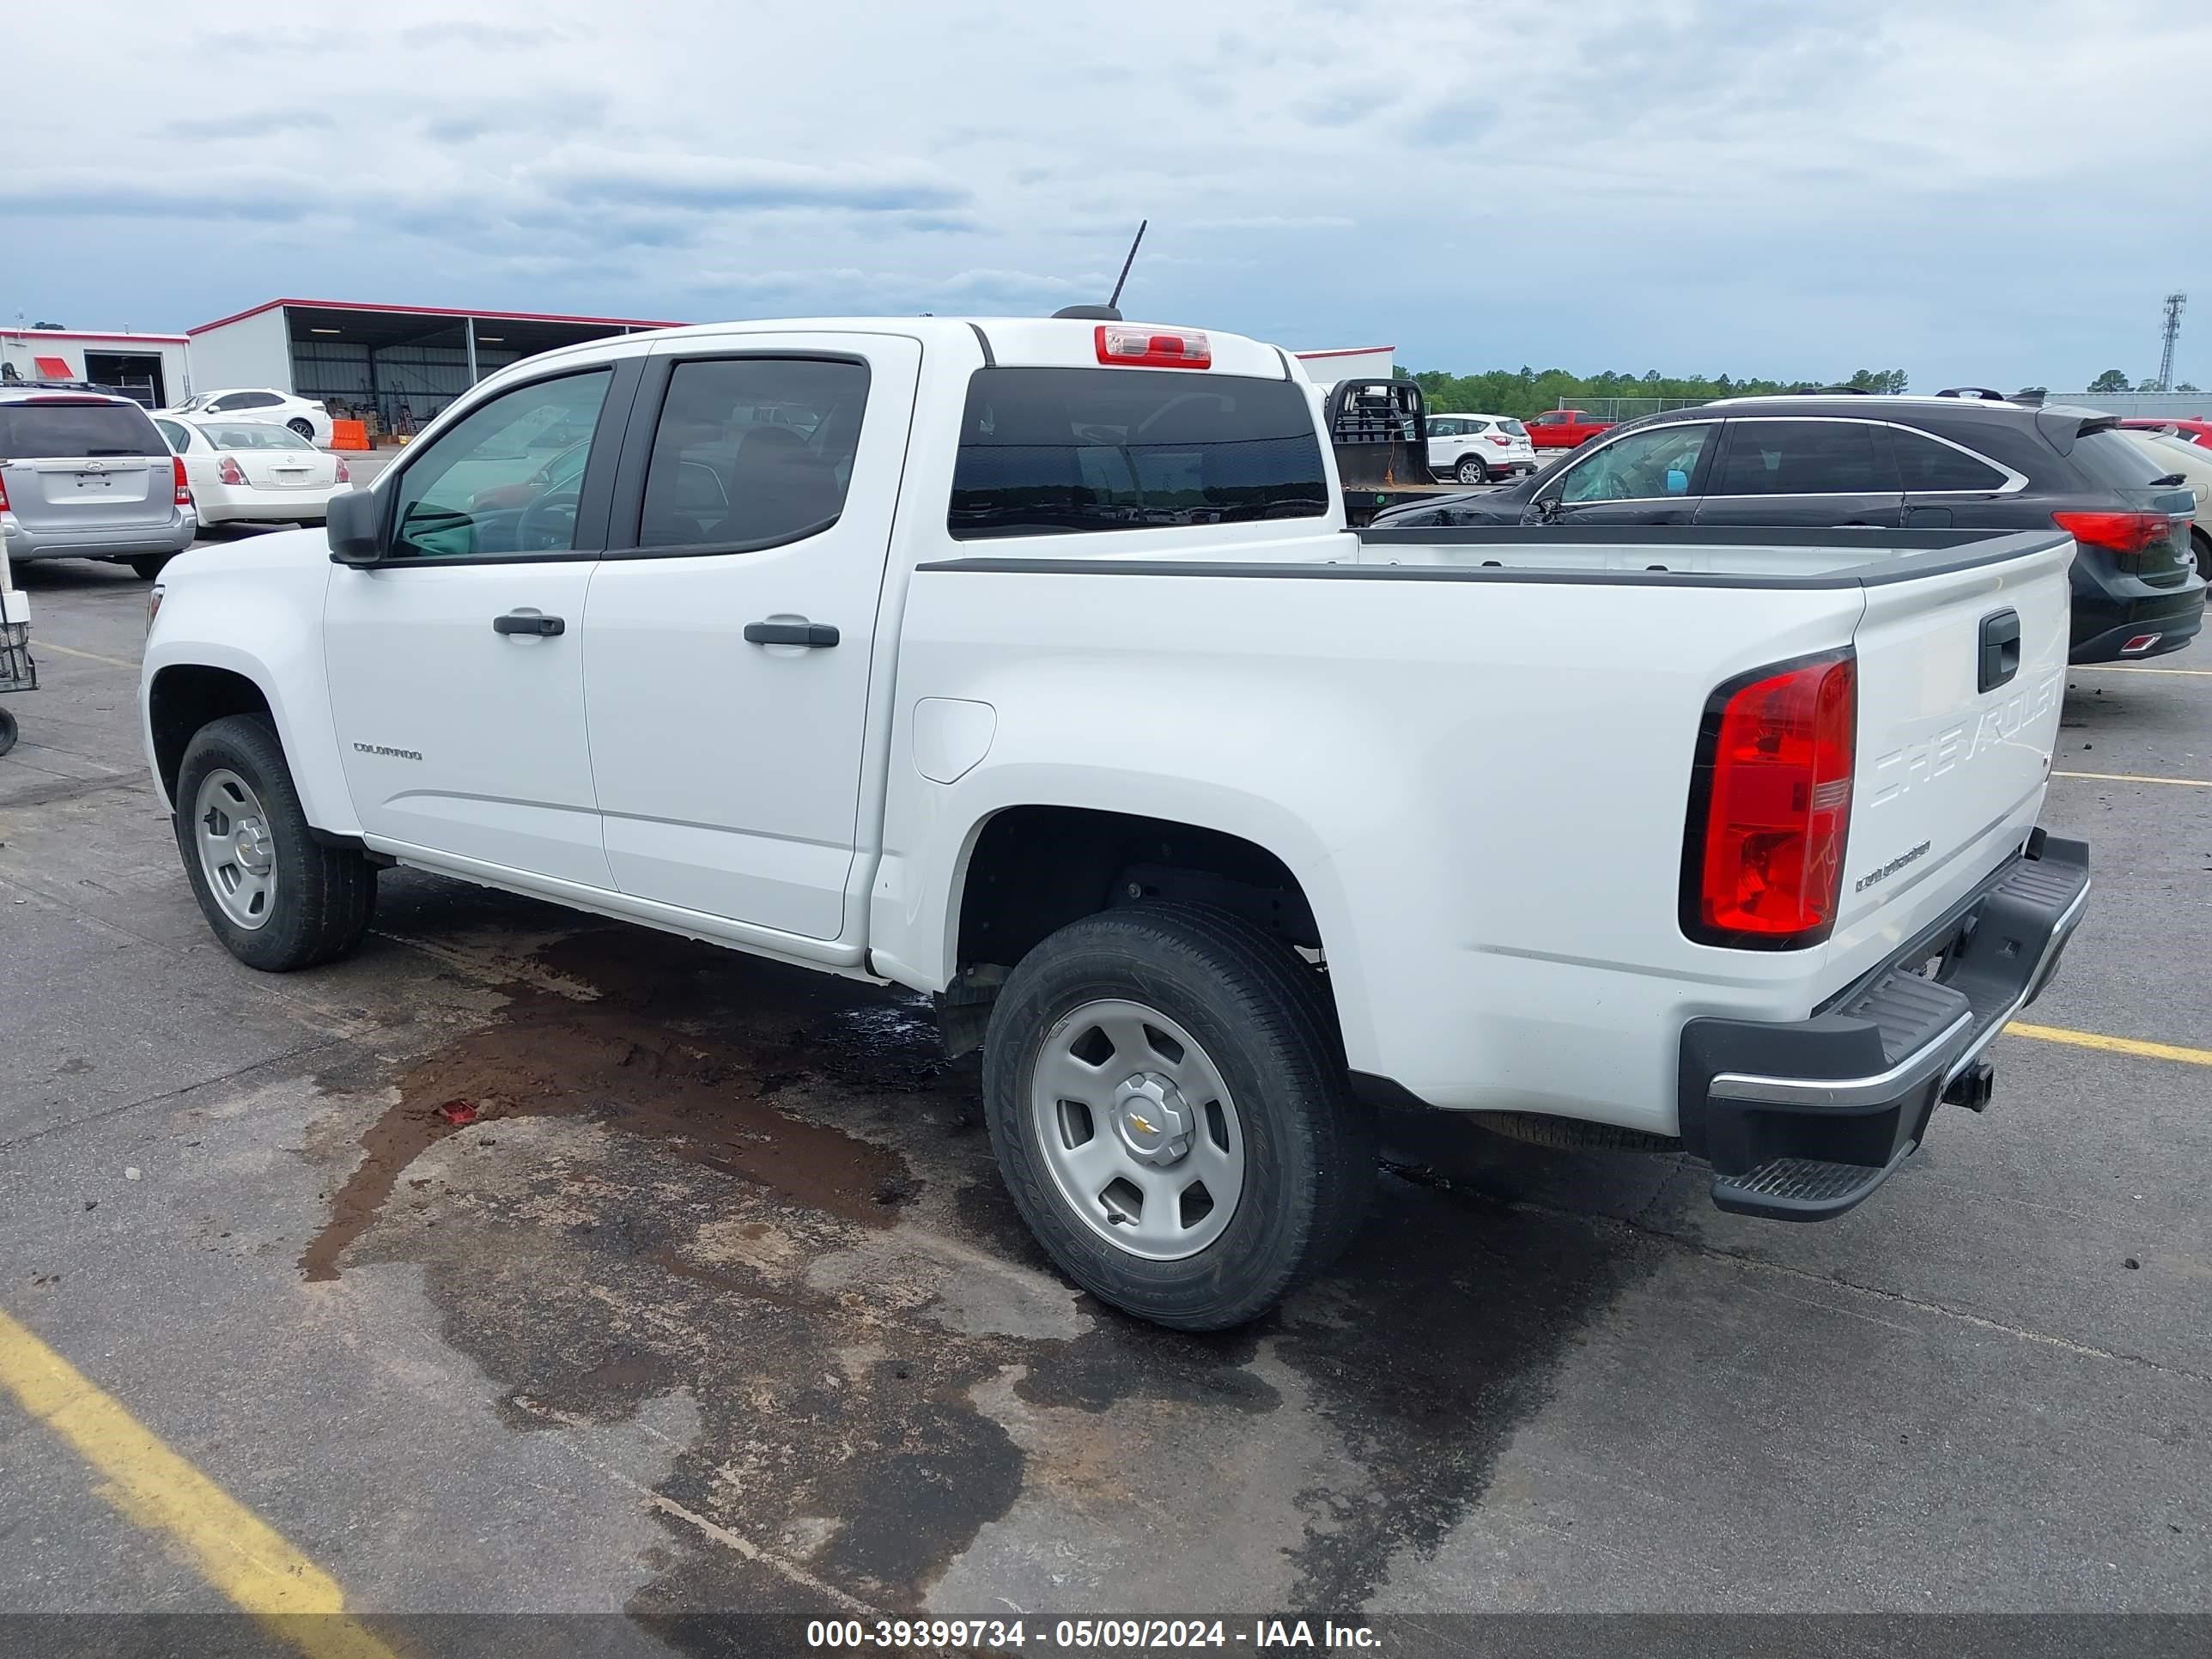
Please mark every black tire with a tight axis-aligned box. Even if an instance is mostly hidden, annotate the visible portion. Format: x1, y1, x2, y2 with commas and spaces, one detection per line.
982, 902, 1374, 1330
0, 705, 16, 757
1455, 455, 1491, 486
173, 714, 376, 971
286, 418, 316, 441
128, 554, 173, 581
2193, 527, 2210, 583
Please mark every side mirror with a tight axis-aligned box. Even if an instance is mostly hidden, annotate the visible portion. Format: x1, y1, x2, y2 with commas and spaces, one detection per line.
326, 486, 385, 565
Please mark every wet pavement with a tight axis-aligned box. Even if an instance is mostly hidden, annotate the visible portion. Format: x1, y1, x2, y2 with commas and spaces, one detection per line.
2, 556, 2209, 1647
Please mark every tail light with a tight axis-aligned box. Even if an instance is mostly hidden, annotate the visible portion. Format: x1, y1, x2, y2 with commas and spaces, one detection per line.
0, 473, 9, 513
1682, 652, 1857, 949
2052, 509, 2173, 568
1096, 325, 1212, 369
173, 454, 193, 507
217, 457, 246, 486
1488, 434, 1510, 447
335, 457, 350, 484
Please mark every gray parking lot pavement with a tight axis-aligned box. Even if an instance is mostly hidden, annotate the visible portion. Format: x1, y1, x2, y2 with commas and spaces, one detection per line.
2, 558, 2209, 1647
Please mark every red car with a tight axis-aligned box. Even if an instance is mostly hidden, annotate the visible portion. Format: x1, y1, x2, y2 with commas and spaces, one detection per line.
2118, 417, 2212, 450
1524, 408, 1614, 450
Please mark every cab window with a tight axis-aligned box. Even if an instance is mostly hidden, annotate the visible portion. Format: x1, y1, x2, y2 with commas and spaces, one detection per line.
389, 370, 612, 560
637, 357, 868, 550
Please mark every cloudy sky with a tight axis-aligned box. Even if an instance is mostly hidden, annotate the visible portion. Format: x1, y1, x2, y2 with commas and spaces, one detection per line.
6, 0, 2208, 388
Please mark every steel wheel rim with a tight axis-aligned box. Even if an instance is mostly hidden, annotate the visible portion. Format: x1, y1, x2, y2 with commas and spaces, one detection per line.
193, 768, 278, 931
1030, 998, 1245, 1261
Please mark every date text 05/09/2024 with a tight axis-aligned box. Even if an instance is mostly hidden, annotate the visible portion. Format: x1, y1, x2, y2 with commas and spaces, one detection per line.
805, 1618, 1382, 1650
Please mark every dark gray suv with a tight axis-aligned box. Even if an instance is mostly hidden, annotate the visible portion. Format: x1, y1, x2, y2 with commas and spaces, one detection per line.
0, 388, 197, 580
1372, 393, 2207, 663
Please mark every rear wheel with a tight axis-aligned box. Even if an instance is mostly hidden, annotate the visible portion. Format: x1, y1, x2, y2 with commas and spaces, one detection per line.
128, 554, 173, 581
174, 714, 376, 971
1455, 455, 1491, 486
2193, 526, 2210, 583
0, 706, 16, 757
983, 902, 1374, 1330
287, 418, 316, 441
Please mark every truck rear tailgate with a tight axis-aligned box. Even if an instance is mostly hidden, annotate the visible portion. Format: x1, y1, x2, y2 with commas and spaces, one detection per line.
1823, 532, 2075, 988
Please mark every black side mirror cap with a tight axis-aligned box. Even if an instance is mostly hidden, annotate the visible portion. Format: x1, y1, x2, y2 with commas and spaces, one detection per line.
326, 487, 383, 565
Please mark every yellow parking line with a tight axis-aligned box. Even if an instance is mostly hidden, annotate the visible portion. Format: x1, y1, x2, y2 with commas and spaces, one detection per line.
0, 1304, 402, 1659
31, 640, 139, 672
2006, 1023, 2212, 1066
2051, 769, 2212, 788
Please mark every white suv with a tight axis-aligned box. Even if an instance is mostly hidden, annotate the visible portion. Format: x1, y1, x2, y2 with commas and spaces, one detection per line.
167, 389, 332, 447
1426, 414, 1536, 484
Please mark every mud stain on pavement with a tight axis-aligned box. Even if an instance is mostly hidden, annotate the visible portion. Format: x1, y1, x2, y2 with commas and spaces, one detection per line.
296, 918, 1650, 1628
300, 927, 916, 1280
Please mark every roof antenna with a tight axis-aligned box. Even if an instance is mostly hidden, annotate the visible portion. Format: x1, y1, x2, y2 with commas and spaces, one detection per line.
1053, 219, 1146, 322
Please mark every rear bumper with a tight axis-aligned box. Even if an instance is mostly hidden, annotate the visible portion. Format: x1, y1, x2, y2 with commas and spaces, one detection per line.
1, 508, 197, 562
198, 483, 337, 524
2070, 567, 2205, 663
1677, 830, 2091, 1221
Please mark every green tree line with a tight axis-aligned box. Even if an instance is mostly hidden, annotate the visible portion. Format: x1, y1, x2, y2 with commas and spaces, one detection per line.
1407, 365, 1909, 418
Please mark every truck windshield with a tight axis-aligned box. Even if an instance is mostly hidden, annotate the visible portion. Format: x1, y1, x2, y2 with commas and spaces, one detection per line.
949, 368, 1329, 538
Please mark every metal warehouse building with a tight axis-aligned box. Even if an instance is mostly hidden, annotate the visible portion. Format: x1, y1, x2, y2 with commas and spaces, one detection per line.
0, 327, 191, 404
184, 298, 682, 436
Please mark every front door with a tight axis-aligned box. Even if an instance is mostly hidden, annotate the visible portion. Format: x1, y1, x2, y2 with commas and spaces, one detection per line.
1693, 417, 1904, 529
583, 335, 920, 940
1530, 419, 1719, 525
324, 363, 632, 888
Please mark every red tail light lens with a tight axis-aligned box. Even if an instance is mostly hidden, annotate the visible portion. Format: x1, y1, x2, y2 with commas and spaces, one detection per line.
334, 457, 350, 484
173, 454, 193, 506
1487, 434, 1510, 446
1095, 324, 1212, 369
1683, 652, 1856, 949
0, 473, 9, 513
2052, 509, 2172, 557
217, 457, 246, 486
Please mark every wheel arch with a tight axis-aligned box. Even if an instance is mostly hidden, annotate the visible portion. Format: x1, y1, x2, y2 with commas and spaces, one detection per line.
142, 642, 360, 837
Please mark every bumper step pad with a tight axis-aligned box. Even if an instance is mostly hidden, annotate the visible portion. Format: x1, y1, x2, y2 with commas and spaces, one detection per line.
1711, 1146, 1909, 1220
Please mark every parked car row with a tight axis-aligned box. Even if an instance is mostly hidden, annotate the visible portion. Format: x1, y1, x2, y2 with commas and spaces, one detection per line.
0, 387, 349, 580
1376, 391, 2208, 664
165, 388, 334, 447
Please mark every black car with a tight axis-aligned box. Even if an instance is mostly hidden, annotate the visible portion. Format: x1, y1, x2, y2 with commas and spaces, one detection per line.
1370, 392, 2207, 663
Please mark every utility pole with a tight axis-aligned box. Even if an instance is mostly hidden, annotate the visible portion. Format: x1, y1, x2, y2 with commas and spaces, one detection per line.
2155, 292, 2186, 392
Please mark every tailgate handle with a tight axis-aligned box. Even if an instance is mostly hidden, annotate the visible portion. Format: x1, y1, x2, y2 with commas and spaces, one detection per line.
1978, 609, 2021, 693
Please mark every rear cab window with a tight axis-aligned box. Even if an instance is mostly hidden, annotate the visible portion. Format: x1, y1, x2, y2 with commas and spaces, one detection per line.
949, 368, 1328, 538
0, 399, 165, 459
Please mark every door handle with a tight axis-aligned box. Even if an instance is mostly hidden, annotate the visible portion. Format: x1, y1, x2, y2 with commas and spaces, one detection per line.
743, 619, 839, 648
492, 611, 564, 636
1978, 609, 2021, 692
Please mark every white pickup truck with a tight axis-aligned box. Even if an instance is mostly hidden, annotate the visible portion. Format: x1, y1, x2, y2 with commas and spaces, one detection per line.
140, 314, 2091, 1329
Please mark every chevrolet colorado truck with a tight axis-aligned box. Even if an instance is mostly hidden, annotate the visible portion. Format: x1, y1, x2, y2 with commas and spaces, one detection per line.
139, 315, 2092, 1330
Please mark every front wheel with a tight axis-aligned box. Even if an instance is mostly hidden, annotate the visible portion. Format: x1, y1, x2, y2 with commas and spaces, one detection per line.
174, 714, 377, 971
1455, 455, 1491, 486
982, 902, 1374, 1330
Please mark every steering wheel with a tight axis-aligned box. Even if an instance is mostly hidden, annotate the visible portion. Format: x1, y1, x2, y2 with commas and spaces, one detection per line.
514, 489, 580, 551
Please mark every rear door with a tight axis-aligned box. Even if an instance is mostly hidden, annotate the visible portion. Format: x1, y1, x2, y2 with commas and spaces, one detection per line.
581, 333, 921, 940
1694, 418, 1903, 529
0, 397, 173, 536
1530, 418, 1719, 525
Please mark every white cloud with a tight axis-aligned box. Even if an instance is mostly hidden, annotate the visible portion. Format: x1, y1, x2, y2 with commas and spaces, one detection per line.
3, 0, 2208, 388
